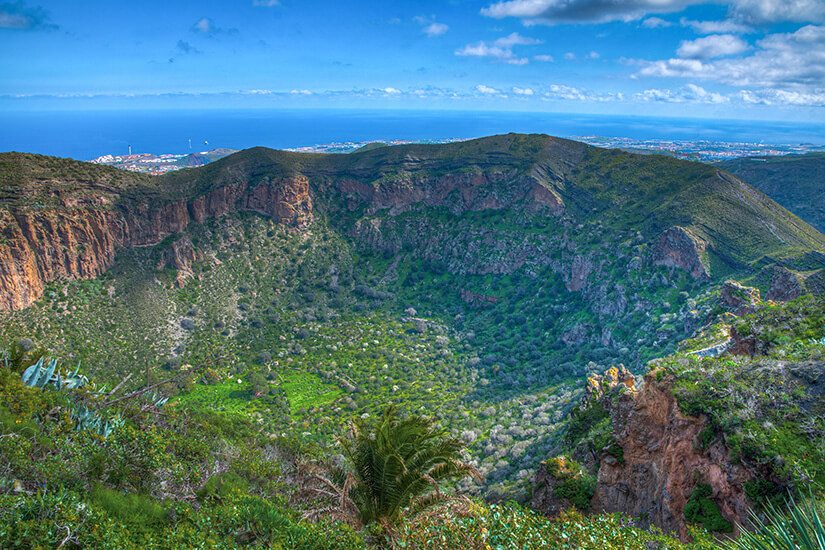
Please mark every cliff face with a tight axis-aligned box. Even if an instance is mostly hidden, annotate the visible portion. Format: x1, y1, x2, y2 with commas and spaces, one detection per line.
591, 369, 752, 540
0, 173, 312, 310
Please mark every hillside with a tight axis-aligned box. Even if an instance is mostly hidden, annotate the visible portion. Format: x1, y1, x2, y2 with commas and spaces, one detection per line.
716, 153, 825, 233
0, 134, 824, 502
535, 291, 825, 541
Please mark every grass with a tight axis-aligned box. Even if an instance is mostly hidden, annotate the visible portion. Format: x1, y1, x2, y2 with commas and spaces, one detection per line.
280, 370, 343, 414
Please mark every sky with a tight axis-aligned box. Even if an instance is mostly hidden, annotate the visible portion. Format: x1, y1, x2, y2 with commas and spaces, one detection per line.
1, 0, 825, 120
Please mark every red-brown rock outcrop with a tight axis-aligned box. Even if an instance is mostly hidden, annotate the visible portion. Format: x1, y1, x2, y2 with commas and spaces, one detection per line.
0, 175, 313, 310
652, 226, 710, 280
590, 369, 752, 540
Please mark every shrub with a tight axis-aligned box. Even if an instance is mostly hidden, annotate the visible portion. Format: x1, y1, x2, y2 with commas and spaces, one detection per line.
684, 483, 733, 533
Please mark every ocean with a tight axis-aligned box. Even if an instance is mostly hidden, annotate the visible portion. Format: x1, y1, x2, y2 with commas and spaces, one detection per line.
2, 108, 824, 161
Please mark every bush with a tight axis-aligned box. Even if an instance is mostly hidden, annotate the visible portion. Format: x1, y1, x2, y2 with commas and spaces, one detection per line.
684, 483, 733, 533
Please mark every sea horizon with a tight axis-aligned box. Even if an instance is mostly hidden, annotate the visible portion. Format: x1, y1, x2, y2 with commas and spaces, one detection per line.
2, 107, 825, 161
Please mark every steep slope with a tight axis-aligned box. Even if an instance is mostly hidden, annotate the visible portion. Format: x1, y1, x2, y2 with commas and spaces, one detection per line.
535, 292, 825, 539
2, 134, 823, 312
716, 153, 825, 233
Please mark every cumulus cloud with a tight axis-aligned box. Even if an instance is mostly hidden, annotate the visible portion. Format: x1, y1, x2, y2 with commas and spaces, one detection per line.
736, 87, 825, 105
731, 0, 825, 24
456, 32, 542, 64
534, 54, 554, 61
639, 24, 825, 88
677, 34, 749, 59
635, 83, 730, 103
424, 22, 448, 36
680, 18, 754, 34
543, 84, 620, 101
512, 86, 534, 95
642, 17, 672, 28
414, 15, 449, 37
475, 84, 502, 94
564, 52, 576, 60
382, 87, 401, 94
0, 2, 56, 30
191, 17, 238, 36
192, 17, 213, 33
481, 0, 705, 24
481, 0, 825, 25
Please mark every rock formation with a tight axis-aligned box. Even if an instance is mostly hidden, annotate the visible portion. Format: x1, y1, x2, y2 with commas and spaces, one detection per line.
591, 368, 752, 540
651, 226, 710, 280
0, 172, 312, 310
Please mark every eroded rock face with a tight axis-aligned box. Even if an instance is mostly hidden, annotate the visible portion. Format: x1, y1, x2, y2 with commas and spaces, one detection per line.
591, 370, 752, 540
651, 226, 710, 280
719, 280, 761, 316
335, 172, 565, 217
0, 176, 313, 310
767, 266, 805, 302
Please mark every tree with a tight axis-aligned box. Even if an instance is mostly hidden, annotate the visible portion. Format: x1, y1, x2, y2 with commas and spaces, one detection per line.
310, 406, 480, 543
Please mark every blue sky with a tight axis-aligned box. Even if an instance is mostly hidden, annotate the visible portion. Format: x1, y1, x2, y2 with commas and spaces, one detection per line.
1, 0, 824, 120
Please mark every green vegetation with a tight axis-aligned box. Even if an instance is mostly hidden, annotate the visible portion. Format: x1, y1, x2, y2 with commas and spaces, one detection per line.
717, 153, 825, 233
2, 137, 825, 547
685, 483, 734, 533
725, 497, 825, 550
330, 406, 478, 542
658, 296, 825, 505
544, 456, 595, 511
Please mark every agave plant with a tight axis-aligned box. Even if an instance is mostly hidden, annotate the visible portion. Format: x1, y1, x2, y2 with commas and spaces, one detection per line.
727, 497, 825, 550
71, 403, 124, 438
21, 357, 125, 438
21, 357, 87, 390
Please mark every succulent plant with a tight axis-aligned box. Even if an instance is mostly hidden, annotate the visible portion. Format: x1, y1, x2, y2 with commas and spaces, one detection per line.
22, 357, 87, 390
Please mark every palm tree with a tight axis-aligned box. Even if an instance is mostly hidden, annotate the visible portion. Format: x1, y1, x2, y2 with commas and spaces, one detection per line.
306, 406, 480, 543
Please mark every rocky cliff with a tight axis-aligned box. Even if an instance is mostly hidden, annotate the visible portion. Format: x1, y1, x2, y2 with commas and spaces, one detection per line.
534, 364, 753, 540
2, 133, 825, 312
0, 152, 312, 309
590, 367, 752, 540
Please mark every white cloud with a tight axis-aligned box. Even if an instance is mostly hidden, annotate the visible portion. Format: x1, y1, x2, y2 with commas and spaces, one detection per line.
512, 86, 534, 95
564, 52, 576, 60
587, 51, 600, 59
382, 87, 401, 94
475, 84, 501, 94
642, 17, 672, 28
190, 16, 237, 36
731, 0, 825, 24
639, 25, 825, 88
736, 87, 825, 105
423, 22, 449, 36
252, 0, 281, 6
193, 17, 212, 33
677, 34, 750, 59
290, 89, 313, 95
415, 15, 449, 37
481, 0, 825, 25
543, 84, 620, 102
635, 84, 730, 103
481, 0, 705, 24
534, 54, 554, 61
456, 32, 542, 64
680, 18, 754, 34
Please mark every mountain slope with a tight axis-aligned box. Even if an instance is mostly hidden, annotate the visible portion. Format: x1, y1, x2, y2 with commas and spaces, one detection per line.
716, 153, 825, 233
2, 134, 825, 498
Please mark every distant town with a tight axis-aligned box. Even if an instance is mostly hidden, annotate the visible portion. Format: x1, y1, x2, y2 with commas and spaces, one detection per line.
90, 136, 825, 175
